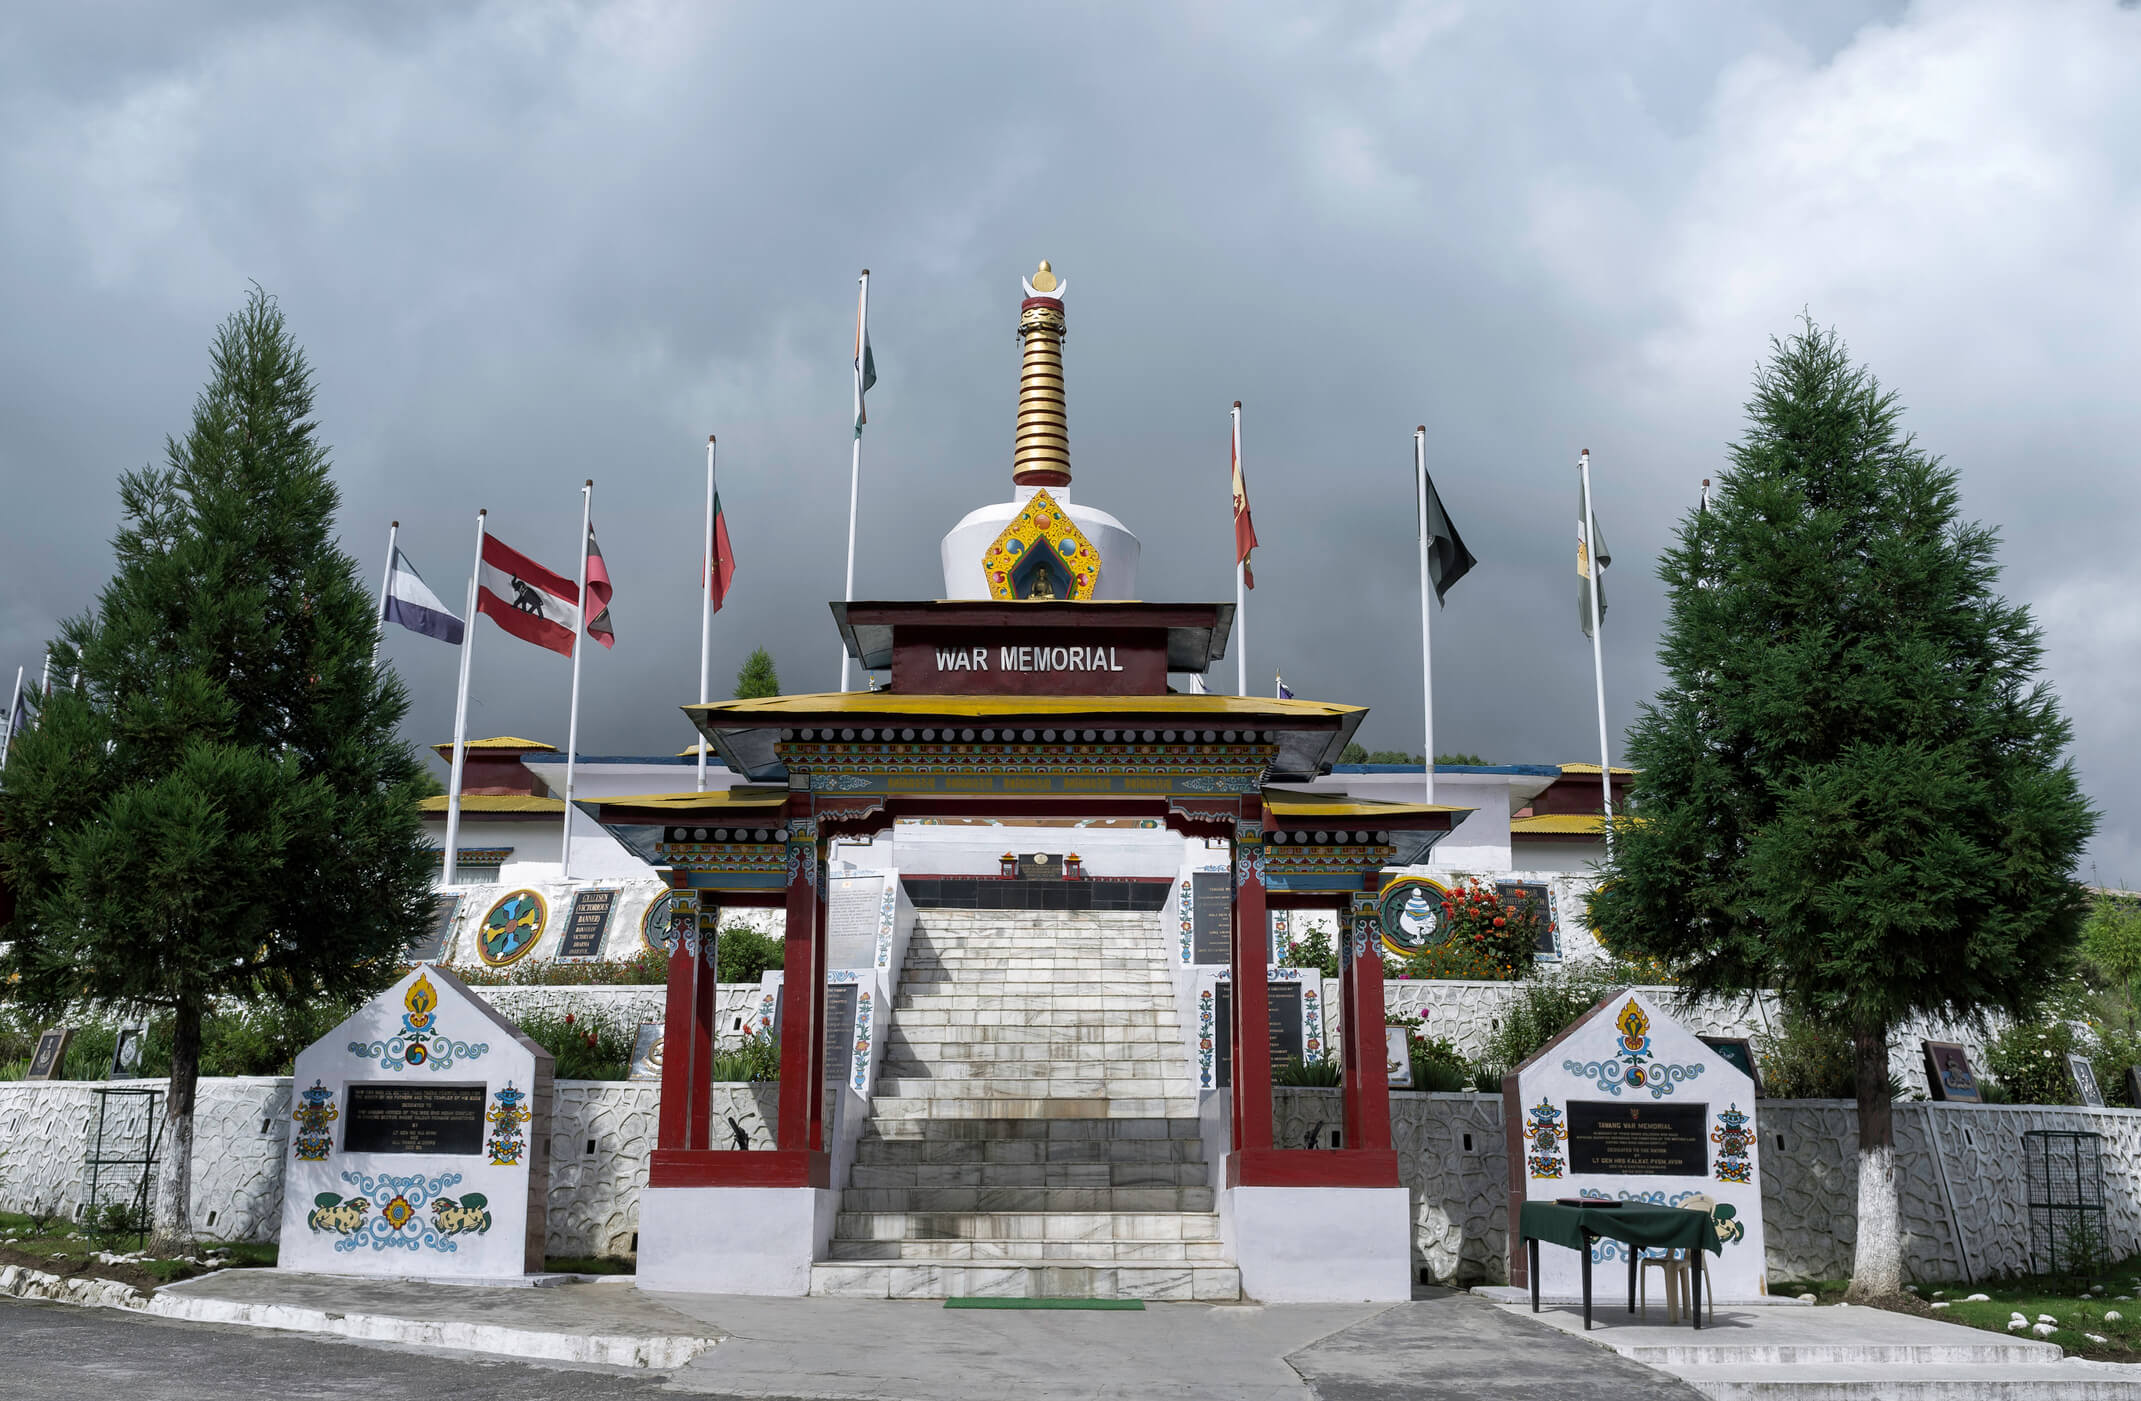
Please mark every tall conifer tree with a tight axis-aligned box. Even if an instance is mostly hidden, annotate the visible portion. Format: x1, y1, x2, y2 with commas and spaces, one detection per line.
1591, 320, 2094, 1300
0, 289, 434, 1252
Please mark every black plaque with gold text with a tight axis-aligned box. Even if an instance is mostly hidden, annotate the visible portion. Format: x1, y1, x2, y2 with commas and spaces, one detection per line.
343, 1083, 487, 1155
557, 889, 617, 960
1567, 1100, 1708, 1176
1191, 872, 1233, 965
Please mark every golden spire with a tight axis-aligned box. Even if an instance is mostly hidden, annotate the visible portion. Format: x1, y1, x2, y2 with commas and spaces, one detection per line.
1014, 260, 1069, 488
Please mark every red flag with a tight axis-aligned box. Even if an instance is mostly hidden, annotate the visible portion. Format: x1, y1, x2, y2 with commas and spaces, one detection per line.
1231, 406, 1258, 589
584, 523, 615, 648
475, 533, 579, 656
707, 487, 737, 612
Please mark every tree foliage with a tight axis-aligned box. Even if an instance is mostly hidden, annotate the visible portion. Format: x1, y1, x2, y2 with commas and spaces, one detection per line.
1593, 320, 2093, 1029
733, 647, 780, 700
0, 288, 434, 1243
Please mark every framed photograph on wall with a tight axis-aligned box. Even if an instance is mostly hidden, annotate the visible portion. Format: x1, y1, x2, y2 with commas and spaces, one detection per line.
2070, 1053, 2106, 1108
1922, 1040, 1982, 1103
1385, 1026, 1413, 1088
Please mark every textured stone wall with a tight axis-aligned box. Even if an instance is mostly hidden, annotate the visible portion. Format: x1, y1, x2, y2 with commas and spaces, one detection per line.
473, 984, 763, 1047
540, 1082, 780, 1258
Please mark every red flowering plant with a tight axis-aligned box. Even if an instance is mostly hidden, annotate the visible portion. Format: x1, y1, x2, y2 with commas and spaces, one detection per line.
1391, 880, 1544, 982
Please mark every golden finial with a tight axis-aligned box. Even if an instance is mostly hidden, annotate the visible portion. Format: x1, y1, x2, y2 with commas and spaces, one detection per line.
1031, 260, 1057, 293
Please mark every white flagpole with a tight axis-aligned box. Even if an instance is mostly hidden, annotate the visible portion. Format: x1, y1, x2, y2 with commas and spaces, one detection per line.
563, 479, 593, 880
37, 653, 50, 697
1580, 449, 1612, 854
1232, 403, 1247, 696
373, 521, 398, 667
1, 665, 21, 766
1415, 427, 1435, 807
699, 436, 715, 792
443, 509, 486, 887
841, 269, 870, 693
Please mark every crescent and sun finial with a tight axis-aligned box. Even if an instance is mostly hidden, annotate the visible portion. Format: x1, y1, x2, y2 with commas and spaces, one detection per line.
1021, 259, 1067, 301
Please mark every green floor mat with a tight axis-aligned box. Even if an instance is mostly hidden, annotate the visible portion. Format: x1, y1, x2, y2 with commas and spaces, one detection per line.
944, 1297, 1146, 1310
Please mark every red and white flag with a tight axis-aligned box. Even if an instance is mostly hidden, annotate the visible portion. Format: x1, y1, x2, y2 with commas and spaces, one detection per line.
584, 523, 615, 648
1231, 404, 1258, 589
476, 534, 580, 657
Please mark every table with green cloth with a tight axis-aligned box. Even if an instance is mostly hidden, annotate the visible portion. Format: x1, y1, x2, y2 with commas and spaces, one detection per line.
1518, 1200, 1723, 1330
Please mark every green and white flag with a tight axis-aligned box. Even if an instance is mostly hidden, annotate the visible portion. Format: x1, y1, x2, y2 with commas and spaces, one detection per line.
1578, 483, 1610, 637
853, 271, 877, 439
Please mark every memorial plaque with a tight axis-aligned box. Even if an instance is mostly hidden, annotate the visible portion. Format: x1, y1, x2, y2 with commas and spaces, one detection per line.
1386, 1026, 1413, 1088
1213, 980, 1308, 1087
107, 1025, 146, 1079
24, 1027, 71, 1081
1922, 1040, 1982, 1103
342, 1083, 487, 1156
1567, 1100, 1709, 1176
555, 889, 617, 960
823, 983, 860, 1088
1496, 881, 1559, 956
2070, 1053, 2106, 1108
1191, 871, 1232, 965
827, 878, 881, 969
628, 1022, 664, 1082
405, 895, 459, 963
1699, 1036, 1761, 1095
1017, 852, 1066, 880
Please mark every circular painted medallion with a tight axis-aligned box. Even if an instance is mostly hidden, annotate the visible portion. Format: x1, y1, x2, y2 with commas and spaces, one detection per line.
643, 891, 680, 955
477, 889, 547, 966
1375, 876, 1454, 960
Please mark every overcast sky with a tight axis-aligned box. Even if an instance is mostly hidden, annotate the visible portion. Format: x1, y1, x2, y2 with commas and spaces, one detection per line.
4, 1, 2138, 880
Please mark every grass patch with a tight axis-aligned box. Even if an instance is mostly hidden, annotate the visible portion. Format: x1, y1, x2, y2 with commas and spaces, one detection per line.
0, 1208, 276, 1292
1777, 1259, 2141, 1362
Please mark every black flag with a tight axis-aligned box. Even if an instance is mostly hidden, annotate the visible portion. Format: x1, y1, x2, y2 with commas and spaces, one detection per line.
1418, 462, 1476, 605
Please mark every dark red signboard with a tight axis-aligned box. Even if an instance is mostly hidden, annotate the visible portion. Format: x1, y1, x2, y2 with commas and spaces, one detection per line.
890, 627, 1168, 695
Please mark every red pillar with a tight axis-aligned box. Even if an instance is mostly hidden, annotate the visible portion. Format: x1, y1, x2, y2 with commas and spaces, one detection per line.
1345, 891, 1394, 1153
776, 819, 821, 1154
1338, 895, 1364, 1154
687, 898, 719, 1153
1230, 827, 1274, 1158
655, 887, 702, 1155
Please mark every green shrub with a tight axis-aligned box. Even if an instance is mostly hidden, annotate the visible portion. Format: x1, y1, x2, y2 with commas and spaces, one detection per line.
707, 1028, 780, 1082
1755, 1012, 1857, 1099
513, 1009, 633, 1080
1483, 964, 1625, 1072
449, 947, 669, 987
1987, 1020, 2081, 1106
1410, 1035, 1471, 1093
1274, 1055, 1342, 1087
2089, 1026, 2141, 1108
1282, 925, 1339, 980
717, 927, 786, 984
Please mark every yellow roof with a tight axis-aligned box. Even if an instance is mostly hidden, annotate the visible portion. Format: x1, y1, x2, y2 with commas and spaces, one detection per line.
431, 736, 557, 752
1512, 813, 1606, 835
417, 794, 564, 814
685, 693, 1361, 723
1261, 789, 1470, 824
1558, 762, 1634, 776
583, 787, 790, 816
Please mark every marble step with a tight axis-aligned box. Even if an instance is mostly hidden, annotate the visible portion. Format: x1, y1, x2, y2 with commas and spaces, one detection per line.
839, 1185, 1216, 1213
847, 1160, 1211, 1189
855, 1136, 1205, 1166
892, 1009, 1174, 1028
834, 1209, 1221, 1242
874, 1054, 1176, 1078
899, 972, 1173, 988
884, 1025, 1176, 1048
866, 1096, 1192, 1120
809, 1261, 1241, 1301
825, 1237, 1228, 1263
862, 1114, 1202, 1142
894, 992, 1170, 1009
874, 1076, 1178, 1099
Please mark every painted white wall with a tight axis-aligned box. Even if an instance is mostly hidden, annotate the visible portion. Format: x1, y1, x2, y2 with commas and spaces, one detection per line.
938, 485, 1142, 599
886, 820, 1188, 878
1228, 1185, 1413, 1302
636, 1185, 836, 1295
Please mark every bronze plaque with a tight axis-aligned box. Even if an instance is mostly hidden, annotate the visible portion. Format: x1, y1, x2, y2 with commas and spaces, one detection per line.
342, 1083, 487, 1155
1567, 1100, 1708, 1176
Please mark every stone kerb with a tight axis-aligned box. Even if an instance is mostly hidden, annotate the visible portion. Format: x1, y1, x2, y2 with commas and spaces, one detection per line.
278, 964, 553, 1278
1507, 988, 1769, 1300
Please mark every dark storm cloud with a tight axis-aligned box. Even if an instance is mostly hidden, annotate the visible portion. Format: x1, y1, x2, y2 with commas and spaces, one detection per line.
5, 1, 2139, 878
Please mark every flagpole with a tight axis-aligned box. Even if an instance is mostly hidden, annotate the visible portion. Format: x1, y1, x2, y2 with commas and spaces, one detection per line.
699, 436, 715, 792
841, 269, 870, 693
1580, 449, 1612, 854
1, 665, 21, 767
443, 510, 485, 888
373, 521, 398, 667
563, 479, 593, 880
1415, 427, 1435, 807
1232, 402, 1246, 696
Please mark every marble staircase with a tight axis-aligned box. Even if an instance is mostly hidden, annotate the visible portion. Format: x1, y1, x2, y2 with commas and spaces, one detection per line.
809, 909, 1239, 1300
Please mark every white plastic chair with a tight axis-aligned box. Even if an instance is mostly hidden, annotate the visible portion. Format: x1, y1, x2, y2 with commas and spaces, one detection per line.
1638, 1193, 1717, 1324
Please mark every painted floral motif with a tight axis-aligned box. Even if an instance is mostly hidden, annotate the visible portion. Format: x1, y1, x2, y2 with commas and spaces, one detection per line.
291, 1079, 338, 1162
486, 1082, 532, 1167
642, 891, 680, 955
1524, 1098, 1566, 1179
1302, 984, 1324, 1063
981, 488, 1100, 599
1178, 880, 1195, 964
851, 989, 874, 1090
313, 1170, 489, 1253
758, 991, 775, 1036
347, 973, 489, 1072
1712, 1103, 1754, 1184
1198, 988, 1216, 1088
1562, 998, 1704, 1099
875, 886, 897, 968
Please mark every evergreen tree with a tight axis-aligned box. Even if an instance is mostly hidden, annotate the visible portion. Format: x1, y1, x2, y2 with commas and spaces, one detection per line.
0, 289, 434, 1253
733, 647, 780, 700
1591, 320, 2094, 1300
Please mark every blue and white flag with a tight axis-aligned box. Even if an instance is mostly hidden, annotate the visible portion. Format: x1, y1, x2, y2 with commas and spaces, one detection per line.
1276, 673, 1294, 701
383, 547, 465, 645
